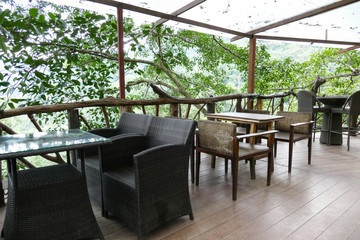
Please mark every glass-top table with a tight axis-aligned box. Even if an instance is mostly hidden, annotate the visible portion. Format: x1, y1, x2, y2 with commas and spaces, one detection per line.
0, 129, 110, 160
0, 129, 110, 239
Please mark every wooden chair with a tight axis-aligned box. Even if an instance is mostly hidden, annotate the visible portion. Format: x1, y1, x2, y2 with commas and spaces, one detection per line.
273, 111, 314, 173
195, 120, 277, 201
329, 90, 360, 151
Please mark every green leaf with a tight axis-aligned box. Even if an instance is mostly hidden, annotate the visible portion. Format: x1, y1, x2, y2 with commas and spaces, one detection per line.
0, 37, 7, 53
8, 102, 15, 109
12, 45, 21, 53
0, 81, 10, 87
48, 12, 56, 20
29, 8, 39, 18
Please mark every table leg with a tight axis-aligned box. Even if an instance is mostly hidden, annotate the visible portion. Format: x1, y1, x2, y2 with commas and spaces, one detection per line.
249, 123, 257, 144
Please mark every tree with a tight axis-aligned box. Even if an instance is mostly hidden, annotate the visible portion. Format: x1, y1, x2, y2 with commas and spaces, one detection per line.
1, 0, 359, 130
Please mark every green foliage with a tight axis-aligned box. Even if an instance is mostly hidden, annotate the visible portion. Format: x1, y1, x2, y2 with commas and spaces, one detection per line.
1, 0, 359, 132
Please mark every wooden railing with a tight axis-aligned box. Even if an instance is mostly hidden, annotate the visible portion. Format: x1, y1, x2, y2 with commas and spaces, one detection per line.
0, 89, 296, 206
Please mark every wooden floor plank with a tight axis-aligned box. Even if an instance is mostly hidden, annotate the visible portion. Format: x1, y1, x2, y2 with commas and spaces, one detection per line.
1, 133, 360, 240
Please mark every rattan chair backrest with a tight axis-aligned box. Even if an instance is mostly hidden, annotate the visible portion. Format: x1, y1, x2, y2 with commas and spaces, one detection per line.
275, 111, 312, 134
116, 112, 153, 134
197, 120, 236, 157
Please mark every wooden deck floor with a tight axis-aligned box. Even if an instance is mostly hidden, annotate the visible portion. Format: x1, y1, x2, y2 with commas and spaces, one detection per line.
1, 133, 360, 239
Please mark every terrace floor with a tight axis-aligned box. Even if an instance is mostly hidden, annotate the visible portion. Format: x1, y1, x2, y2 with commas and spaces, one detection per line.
1, 133, 360, 239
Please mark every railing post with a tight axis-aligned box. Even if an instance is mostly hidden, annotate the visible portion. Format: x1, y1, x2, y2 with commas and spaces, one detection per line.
256, 98, 263, 110
121, 106, 132, 113
170, 103, 179, 118
68, 109, 81, 130
236, 98, 243, 112
206, 101, 217, 168
279, 97, 285, 112
68, 109, 81, 165
0, 126, 5, 207
207, 102, 215, 114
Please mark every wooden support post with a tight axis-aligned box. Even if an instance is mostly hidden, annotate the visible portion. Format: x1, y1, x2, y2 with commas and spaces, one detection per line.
247, 37, 256, 110
170, 103, 179, 118
117, 7, 125, 99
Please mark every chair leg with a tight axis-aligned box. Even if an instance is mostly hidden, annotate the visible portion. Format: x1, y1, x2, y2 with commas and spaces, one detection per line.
211, 156, 216, 168
308, 137, 312, 165
191, 145, 195, 184
347, 116, 351, 151
250, 159, 256, 179
267, 152, 272, 186
274, 140, 277, 158
232, 160, 239, 201
189, 213, 194, 220
225, 159, 228, 173
288, 141, 293, 173
195, 151, 201, 185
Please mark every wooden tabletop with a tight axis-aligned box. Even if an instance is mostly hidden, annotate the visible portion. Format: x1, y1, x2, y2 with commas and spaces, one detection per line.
205, 112, 284, 124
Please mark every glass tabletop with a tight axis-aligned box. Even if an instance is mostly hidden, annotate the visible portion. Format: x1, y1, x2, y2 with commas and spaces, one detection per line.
0, 129, 110, 160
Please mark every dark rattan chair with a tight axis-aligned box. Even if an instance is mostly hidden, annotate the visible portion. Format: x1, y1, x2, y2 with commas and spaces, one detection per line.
297, 90, 330, 141
101, 116, 197, 239
273, 111, 314, 173
81, 112, 152, 213
2, 163, 104, 240
329, 90, 360, 151
195, 120, 277, 201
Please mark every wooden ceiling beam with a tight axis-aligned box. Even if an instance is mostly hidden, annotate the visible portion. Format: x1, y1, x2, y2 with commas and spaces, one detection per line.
338, 45, 360, 53
254, 34, 360, 46
231, 0, 360, 42
154, 0, 207, 27
85, 0, 251, 38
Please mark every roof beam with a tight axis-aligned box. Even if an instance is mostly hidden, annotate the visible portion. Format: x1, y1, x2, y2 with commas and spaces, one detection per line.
85, 0, 251, 38
231, 0, 360, 42
338, 45, 360, 53
254, 34, 360, 46
155, 0, 207, 27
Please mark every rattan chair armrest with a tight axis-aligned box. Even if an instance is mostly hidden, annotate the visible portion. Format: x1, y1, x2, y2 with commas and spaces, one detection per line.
236, 130, 278, 140
290, 121, 315, 127
101, 135, 148, 172
133, 144, 189, 184
89, 128, 121, 138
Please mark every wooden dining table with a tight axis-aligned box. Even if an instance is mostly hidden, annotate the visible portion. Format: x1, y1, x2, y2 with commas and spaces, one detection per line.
206, 112, 284, 144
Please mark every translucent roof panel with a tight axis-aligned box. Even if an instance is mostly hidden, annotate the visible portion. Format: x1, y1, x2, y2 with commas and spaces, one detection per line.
45, 0, 360, 46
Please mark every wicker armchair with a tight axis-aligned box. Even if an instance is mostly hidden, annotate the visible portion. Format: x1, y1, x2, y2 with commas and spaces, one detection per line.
273, 111, 314, 173
297, 90, 330, 141
81, 112, 152, 214
101, 116, 197, 239
329, 90, 360, 151
2, 163, 103, 240
195, 120, 277, 201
